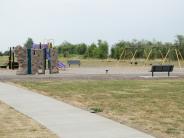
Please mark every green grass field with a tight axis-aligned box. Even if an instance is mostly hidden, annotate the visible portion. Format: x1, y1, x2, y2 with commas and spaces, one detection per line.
58, 56, 183, 68
0, 56, 8, 65
0, 55, 183, 68
15, 80, 184, 138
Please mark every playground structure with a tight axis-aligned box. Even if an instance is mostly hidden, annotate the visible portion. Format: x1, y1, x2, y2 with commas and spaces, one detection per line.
8, 47, 17, 70
118, 46, 184, 68
0, 47, 19, 70
14, 43, 64, 75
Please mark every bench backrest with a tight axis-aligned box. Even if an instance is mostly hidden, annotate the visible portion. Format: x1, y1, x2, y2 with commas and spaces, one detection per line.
13, 62, 19, 69
151, 65, 174, 72
67, 60, 80, 65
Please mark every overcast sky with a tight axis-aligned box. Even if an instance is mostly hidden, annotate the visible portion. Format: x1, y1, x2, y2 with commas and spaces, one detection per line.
0, 0, 184, 51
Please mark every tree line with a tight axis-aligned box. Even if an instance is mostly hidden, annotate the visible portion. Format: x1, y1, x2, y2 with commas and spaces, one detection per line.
1, 35, 184, 61
57, 40, 108, 59
0, 51, 10, 56
111, 36, 184, 60
57, 35, 184, 60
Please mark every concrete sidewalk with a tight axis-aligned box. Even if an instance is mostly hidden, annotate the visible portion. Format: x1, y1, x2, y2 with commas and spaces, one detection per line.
0, 82, 154, 138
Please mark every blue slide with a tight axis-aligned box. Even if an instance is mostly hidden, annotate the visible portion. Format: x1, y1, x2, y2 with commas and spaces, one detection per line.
57, 61, 66, 69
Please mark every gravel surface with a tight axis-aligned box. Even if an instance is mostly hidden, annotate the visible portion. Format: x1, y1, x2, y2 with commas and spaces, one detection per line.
0, 67, 184, 81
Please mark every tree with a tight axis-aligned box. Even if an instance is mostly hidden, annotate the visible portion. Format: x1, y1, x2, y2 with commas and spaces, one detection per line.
97, 40, 109, 59
0, 51, 3, 56
3, 50, 9, 56
88, 43, 98, 58
24, 38, 33, 49
176, 35, 184, 47
110, 47, 116, 58
77, 43, 87, 55
59, 41, 77, 55
175, 35, 184, 59
57, 46, 62, 54
111, 41, 127, 59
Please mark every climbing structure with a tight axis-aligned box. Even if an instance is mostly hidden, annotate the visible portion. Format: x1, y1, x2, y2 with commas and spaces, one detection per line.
14, 43, 59, 75
15, 46, 28, 75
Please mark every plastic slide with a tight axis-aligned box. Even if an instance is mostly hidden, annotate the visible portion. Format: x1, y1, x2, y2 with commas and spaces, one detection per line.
57, 61, 66, 69
46, 49, 51, 60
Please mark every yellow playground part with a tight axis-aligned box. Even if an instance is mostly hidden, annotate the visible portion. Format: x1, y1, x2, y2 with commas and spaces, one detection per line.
118, 46, 184, 68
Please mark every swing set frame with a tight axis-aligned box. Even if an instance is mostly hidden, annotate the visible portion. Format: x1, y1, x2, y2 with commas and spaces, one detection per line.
118, 46, 184, 68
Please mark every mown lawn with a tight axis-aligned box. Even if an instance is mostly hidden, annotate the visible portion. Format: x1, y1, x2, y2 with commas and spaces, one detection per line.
58, 56, 181, 68
15, 80, 184, 138
0, 56, 8, 65
0, 55, 181, 68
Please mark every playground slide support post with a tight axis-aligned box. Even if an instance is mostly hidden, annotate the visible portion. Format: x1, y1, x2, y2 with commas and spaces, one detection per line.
12, 47, 15, 70
9, 47, 12, 69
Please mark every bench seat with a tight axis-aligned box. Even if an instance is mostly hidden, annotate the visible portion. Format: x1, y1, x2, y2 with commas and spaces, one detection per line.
151, 65, 174, 77
67, 60, 80, 67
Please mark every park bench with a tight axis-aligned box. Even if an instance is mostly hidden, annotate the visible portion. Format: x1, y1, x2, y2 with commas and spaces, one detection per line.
151, 65, 174, 77
11, 62, 19, 69
0, 63, 8, 69
67, 60, 80, 67
0, 62, 19, 69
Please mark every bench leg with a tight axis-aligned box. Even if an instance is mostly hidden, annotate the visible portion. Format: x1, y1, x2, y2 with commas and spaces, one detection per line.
152, 72, 154, 77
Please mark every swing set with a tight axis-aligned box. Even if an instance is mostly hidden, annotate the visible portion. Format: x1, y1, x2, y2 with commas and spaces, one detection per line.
118, 46, 184, 68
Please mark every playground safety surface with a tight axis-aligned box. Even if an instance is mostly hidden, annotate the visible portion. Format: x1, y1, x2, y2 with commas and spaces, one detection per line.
0, 67, 184, 81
